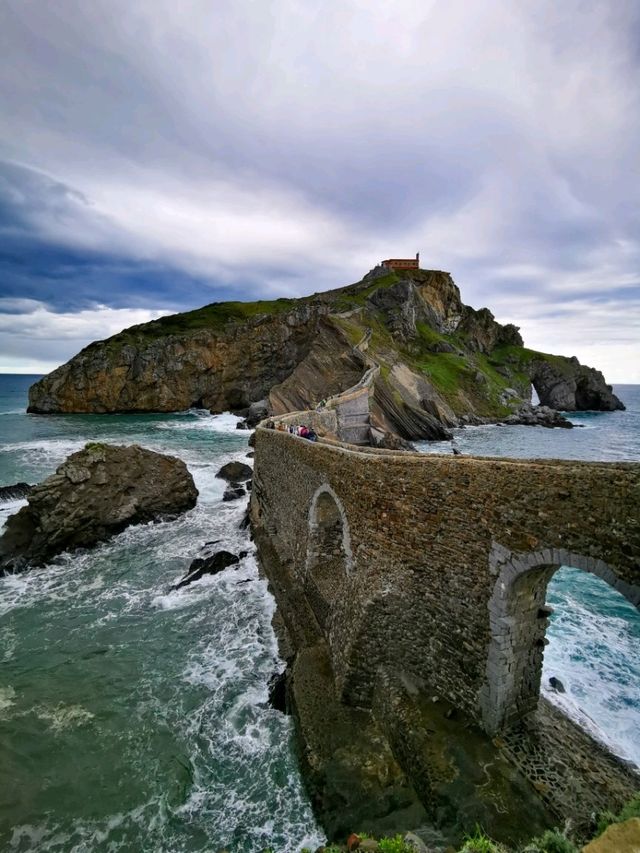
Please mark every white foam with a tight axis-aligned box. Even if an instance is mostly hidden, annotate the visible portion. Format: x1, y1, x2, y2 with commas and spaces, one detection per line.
155, 411, 244, 433
544, 569, 640, 768
35, 704, 95, 732
0, 685, 16, 713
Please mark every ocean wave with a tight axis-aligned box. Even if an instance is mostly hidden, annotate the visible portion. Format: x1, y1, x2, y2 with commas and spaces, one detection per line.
35, 703, 95, 733
543, 567, 640, 768
0, 437, 322, 852
0, 686, 16, 714
155, 411, 244, 433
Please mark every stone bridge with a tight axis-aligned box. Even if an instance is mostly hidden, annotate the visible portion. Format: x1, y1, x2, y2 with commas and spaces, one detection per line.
251, 429, 640, 737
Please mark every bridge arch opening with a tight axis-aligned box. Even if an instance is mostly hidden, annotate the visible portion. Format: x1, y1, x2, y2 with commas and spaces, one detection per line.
304, 485, 352, 633
481, 548, 640, 737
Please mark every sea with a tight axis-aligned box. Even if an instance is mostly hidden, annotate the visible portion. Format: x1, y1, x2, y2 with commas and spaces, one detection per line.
0, 376, 639, 852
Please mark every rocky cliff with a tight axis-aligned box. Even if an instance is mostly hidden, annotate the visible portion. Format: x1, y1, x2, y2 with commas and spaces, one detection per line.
28, 268, 624, 437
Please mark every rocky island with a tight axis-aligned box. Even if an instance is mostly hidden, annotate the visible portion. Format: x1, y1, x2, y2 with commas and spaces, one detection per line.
27, 266, 623, 443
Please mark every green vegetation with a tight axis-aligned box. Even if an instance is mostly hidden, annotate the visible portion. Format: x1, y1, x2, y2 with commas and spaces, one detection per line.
490, 344, 574, 378
84, 442, 107, 452
460, 826, 506, 853
293, 793, 640, 853
416, 350, 469, 395
596, 791, 640, 836
330, 315, 368, 347
84, 296, 301, 353
377, 834, 415, 853
415, 321, 450, 349
332, 273, 401, 311
520, 829, 578, 853
131, 297, 299, 337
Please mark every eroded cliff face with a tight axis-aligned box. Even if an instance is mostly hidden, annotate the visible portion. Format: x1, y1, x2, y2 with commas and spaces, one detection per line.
28, 302, 330, 414
28, 268, 624, 434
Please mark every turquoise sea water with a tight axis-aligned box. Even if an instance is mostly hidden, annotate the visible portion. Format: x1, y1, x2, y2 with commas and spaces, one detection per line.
0, 378, 639, 852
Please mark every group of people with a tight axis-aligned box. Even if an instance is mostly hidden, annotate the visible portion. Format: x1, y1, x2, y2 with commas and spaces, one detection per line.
265, 420, 319, 442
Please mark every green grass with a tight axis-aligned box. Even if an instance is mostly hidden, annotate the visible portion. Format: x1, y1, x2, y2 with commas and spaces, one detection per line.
596, 791, 640, 836
490, 345, 574, 377
415, 321, 449, 348
459, 826, 504, 852
520, 829, 578, 853
330, 314, 368, 347
332, 273, 401, 311
84, 297, 300, 352
133, 298, 298, 336
378, 834, 415, 853
414, 351, 470, 395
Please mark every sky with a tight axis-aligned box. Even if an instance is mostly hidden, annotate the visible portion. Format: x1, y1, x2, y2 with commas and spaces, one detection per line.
0, 1, 638, 381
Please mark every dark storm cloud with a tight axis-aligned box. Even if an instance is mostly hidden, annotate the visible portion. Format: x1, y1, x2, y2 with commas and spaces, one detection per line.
0, 0, 638, 378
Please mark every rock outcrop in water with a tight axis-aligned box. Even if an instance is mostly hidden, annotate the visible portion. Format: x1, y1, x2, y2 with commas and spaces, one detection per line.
27, 267, 624, 438
0, 443, 198, 573
0, 482, 33, 501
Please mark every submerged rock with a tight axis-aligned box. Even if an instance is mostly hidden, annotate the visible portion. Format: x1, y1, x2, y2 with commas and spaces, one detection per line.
173, 550, 241, 590
222, 484, 246, 502
0, 482, 33, 501
0, 443, 198, 574
216, 461, 253, 483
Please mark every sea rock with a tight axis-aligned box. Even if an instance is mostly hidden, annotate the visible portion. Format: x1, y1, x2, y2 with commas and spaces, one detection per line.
502, 403, 573, 429
222, 485, 246, 502
531, 357, 624, 412
173, 550, 241, 590
0, 482, 33, 501
0, 443, 198, 574
582, 817, 640, 852
369, 427, 415, 451
245, 399, 270, 427
403, 832, 430, 853
549, 676, 566, 693
216, 461, 253, 483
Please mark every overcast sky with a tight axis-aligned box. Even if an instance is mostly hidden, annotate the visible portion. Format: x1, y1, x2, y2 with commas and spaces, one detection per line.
0, 1, 638, 381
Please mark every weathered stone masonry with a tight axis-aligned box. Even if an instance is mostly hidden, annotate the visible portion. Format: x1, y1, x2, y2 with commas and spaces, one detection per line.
251, 429, 640, 734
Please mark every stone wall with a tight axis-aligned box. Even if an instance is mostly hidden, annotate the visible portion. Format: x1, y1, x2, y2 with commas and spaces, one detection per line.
251, 428, 640, 730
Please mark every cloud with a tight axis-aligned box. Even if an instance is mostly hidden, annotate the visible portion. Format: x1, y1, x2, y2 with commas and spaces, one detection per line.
0, 0, 638, 379
0, 300, 169, 373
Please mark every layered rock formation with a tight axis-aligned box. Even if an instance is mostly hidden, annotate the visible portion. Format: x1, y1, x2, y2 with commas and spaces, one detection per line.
28, 268, 624, 439
0, 443, 198, 573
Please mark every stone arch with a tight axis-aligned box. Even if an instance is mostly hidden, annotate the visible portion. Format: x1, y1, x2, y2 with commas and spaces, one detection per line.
479, 544, 640, 735
304, 484, 353, 633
